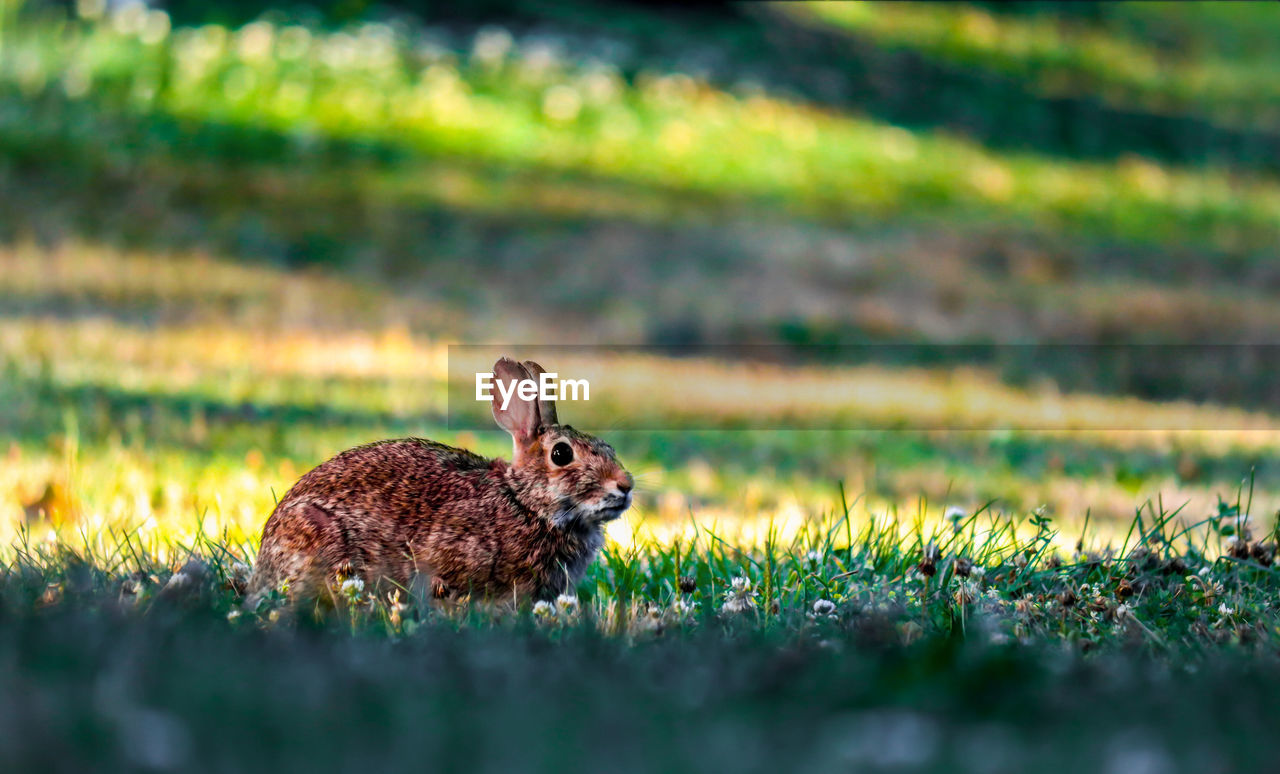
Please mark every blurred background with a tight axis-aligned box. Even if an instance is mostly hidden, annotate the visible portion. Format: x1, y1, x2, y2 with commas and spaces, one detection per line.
3, 0, 1280, 549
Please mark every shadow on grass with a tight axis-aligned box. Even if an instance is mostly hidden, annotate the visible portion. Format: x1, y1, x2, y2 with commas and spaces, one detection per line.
747, 4, 1280, 174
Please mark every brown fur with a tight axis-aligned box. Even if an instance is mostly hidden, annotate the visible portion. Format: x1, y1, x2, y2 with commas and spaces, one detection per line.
246, 359, 633, 610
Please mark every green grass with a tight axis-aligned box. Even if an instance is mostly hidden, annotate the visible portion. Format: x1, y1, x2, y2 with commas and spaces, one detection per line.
4, 494, 1280, 772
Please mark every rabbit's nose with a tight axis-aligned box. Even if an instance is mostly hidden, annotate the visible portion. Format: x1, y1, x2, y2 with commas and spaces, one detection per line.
616, 479, 633, 495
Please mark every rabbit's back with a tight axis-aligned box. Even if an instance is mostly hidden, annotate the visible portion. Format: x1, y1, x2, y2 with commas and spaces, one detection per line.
247, 439, 505, 605
281, 438, 494, 515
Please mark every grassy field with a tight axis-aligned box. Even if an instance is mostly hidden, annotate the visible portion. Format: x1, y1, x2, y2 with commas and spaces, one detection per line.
5, 1, 1280, 771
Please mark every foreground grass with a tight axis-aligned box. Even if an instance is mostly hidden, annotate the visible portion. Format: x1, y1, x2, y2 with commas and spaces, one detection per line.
4, 496, 1280, 772
10, 598, 1280, 774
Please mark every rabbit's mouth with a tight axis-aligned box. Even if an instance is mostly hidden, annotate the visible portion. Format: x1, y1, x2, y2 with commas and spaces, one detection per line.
595, 491, 633, 521
595, 503, 629, 522
554, 494, 631, 528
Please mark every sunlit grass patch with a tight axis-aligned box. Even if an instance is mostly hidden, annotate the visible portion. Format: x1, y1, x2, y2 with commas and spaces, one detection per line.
2, 238, 1276, 541
5, 296, 1280, 544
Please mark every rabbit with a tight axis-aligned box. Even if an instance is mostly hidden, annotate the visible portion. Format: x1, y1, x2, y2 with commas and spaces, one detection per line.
245, 357, 634, 612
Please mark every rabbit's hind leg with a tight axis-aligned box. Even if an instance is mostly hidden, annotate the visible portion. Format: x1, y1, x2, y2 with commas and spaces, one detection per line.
246, 502, 346, 611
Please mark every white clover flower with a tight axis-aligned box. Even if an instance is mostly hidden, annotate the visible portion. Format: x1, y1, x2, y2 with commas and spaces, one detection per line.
971, 566, 986, 580
226, 562, 251, 588
720, 597, 753, 615
235, 21, 275, 62
639, 604, 665, 633
555, 594, 580, 617
721, 575, 757, 615
277, 26, 312, 60
532, 600, 556, 621
542, 85, 582, 122
579, 64, 622, 104
138, 10, 170, 45
1198, 566, 1211, 577
76, 0, 106, 20
1218, 603, 1234, 617
671, 598, 698, 618
472, 26, 513, 64
111, 0, 147, 36
340, 577, 364, 597
519, 40, 560, 79
805, 550, 821, 565
953, 581, 978, 606
812, 599, 837, 617
321, 32, 358, 70
120, 576, 142, 599
1114, 603, 1132, 621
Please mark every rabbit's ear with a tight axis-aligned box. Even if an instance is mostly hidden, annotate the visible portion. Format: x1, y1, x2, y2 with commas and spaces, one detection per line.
521, 360, 558, 426
491, 357, 541, 459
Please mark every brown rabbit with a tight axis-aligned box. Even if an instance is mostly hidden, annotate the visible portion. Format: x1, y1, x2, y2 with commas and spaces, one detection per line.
245, 357, 633, 611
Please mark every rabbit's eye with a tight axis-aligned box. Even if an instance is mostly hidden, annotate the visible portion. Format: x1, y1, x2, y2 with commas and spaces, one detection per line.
550, 442, 573, 466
